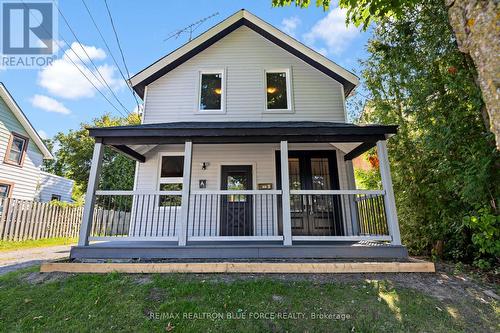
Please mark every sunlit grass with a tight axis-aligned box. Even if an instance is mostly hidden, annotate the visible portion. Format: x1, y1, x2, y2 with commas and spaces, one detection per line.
0, 269, 497, 332
0, 238, 77, 252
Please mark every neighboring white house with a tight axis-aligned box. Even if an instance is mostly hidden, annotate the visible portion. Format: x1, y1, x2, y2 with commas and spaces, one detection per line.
0, 83, 73, 202
37, 171, 74, 202
73, 10, 404, 260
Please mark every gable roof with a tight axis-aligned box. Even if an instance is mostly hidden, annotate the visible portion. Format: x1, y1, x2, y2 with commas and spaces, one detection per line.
130, 9, 359, 98
0, 83, 53, 159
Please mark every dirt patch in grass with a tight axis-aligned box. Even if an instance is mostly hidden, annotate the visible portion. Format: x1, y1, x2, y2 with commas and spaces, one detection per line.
147, 287, 167, 302
21, 271, 73, 285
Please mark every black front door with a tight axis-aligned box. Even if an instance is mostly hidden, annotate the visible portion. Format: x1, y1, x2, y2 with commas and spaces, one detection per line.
220, 165, 253, 236
277, 151, 344, 236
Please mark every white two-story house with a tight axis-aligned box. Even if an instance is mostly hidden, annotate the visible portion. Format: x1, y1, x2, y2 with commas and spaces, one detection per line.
0, 83, 74, 204
73, 10, 405, 260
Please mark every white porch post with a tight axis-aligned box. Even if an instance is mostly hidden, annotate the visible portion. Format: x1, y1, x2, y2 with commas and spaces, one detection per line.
178, 141, 193, 246
345, 160, 359, 235
376, 140, 402, 245
78, 141, 104, 246
280, 140, 292, 246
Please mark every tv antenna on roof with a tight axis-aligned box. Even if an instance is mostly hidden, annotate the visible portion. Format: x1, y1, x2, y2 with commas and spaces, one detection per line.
164, 12, 220, 42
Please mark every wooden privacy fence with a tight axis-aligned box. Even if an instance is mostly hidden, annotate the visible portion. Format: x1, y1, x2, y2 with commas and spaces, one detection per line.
0, 198, 83, 241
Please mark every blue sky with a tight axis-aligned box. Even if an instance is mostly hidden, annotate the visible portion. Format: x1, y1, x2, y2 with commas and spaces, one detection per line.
0, 0, 372, 140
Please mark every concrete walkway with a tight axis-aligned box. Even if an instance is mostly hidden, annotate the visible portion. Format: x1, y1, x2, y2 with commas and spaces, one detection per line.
0, 245, 72, 275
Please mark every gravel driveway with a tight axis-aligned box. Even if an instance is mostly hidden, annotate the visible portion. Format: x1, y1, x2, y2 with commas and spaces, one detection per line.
0, 245, 72, 275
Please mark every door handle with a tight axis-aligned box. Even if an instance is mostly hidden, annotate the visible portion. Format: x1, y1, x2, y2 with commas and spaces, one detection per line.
308, 195, 314, 215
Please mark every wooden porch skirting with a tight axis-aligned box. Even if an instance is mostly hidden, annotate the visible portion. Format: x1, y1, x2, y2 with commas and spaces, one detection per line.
69, 241, 409, 260
40, 260, 435, 274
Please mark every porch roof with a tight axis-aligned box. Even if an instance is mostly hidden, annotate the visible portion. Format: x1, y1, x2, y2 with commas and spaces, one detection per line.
88, 121, 397, 162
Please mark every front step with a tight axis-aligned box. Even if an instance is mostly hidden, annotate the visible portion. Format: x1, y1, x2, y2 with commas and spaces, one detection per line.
41, 260, 434, 274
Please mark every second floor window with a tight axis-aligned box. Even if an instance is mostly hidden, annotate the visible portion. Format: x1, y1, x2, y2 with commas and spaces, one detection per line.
5, 133, 28, 166
199, 71, 223, 111
266, 69, 291, 111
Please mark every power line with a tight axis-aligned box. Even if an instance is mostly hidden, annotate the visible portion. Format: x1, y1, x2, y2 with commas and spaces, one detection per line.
80, 0, 141, 111
19, 0, 127, 117
103, 0, 135, 98
54, 1, 131, 115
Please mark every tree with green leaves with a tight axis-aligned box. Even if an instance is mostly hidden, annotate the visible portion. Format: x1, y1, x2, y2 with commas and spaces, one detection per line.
359, 0, 498, 268
43, 113, 141, 198
272, 0, 500, 149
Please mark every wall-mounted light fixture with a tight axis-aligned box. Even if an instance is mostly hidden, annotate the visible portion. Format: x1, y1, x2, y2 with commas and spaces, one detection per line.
201, 162, 209, 170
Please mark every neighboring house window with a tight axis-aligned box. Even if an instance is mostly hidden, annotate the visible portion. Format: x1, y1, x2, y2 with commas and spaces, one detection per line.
265, 69, 292, 111
51, 194, 61, 201
4, 132, 28, 166
159, 154, 184, 206
199, 71, 224, 111
0, 182, 13, 199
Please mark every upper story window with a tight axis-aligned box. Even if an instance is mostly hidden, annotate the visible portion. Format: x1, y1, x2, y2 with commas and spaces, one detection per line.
4, 132, 28, 166
265, 69, 292, 112
199, 70, 224, 112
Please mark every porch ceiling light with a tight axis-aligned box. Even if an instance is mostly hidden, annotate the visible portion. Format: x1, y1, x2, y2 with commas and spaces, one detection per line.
214, 88, 222, 95
267, 87, 277, 94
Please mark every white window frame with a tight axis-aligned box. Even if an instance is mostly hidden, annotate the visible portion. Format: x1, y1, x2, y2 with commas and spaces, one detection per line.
196, 69, 225, 114
158, 152, 184, 187
264, 68, 293, 113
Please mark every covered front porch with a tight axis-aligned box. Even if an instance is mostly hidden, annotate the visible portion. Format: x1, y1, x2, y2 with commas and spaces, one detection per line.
73, 122, 405, 259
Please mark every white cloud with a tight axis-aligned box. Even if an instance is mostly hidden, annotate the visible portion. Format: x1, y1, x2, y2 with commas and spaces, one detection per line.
64, 42, 106, 64
37, 42, 123, 100
38, 129, 49, 140
281, 16, 301, 38
30, 94, 71, 115
303, 8, 360, 55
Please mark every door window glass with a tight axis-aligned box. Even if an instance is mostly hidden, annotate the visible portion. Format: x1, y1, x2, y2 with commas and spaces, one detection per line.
311, 158, 331, 190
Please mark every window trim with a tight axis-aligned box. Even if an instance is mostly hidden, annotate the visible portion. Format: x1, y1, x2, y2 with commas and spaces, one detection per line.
157, 152, 184, 208
196, 69, 226, 114
0, 180, 14, 199
4, 132, 29, 167
264, 68, 294, 113
158, 152, 185, 186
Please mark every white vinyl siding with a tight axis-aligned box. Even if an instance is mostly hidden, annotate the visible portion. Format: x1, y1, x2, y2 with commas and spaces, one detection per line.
0, 97, 44, 200
37, 171, 74, 202
143, 26, 345, 123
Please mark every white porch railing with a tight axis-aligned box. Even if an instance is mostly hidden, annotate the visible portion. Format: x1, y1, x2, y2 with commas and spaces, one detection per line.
89, 190, 182, 241
86, 189, 391, 243
289, 190, 390, 242
188, 190, 283, 241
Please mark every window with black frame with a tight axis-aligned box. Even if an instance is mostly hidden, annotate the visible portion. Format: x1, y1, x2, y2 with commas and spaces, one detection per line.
266, 70, 289, 110
199, 72, 223, 111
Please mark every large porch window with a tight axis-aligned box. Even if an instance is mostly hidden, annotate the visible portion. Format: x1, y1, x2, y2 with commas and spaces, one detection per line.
159, 154, 184, 206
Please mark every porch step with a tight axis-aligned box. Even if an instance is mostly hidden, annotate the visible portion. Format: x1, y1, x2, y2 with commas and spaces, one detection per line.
70, 242, 408, 260
41, 260, 434, 274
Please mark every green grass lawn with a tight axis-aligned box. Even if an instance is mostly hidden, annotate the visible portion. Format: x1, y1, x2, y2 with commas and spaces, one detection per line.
0, 267, 497, 332
0, 238, 77, 252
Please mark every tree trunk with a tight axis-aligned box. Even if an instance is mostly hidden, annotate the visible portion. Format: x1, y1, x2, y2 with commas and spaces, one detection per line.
446, 0, 500, 149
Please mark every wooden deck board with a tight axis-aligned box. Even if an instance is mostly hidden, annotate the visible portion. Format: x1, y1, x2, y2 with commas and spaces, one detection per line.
40, 261, 435, 274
